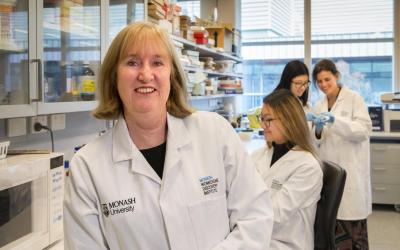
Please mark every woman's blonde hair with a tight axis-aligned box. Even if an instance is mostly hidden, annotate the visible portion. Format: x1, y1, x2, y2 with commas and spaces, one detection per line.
92, 21, 193, 119
263, 89, 317, 158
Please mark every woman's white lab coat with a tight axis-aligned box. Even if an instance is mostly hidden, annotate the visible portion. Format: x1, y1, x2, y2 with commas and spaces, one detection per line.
313, 86, 372, 220
64, 111, 273, 250
251, 146, 323, 250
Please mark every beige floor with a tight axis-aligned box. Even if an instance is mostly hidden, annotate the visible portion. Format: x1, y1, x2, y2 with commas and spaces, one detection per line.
49, 204, 400, 250
368, 204, 400, 250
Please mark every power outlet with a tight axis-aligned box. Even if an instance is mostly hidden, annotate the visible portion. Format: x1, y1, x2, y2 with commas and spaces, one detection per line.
6, 117, 27, 137
30, 115, 48, 134
49, 114, 66, 131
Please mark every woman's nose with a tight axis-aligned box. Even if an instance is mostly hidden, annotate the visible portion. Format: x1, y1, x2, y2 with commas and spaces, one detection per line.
138, 64, 153, 83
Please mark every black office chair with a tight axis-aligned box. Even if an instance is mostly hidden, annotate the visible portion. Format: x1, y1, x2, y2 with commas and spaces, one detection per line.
314, 161, 347, 250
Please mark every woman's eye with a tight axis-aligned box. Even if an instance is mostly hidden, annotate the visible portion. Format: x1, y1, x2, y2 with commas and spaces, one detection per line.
127, 60, 139, 66
154, 60, 164, 66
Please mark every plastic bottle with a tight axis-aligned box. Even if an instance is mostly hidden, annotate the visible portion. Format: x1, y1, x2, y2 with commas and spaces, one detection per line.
64, 160, 70, 177
241, 114, 250, 129
78, 61, 95, 101
62, 62, 73, 93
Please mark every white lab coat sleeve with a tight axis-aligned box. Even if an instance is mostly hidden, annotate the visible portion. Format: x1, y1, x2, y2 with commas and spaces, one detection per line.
328, 94, 372, 142
212, 117, 274, 250
64, 154, 108, 250
271, 161, 322, 224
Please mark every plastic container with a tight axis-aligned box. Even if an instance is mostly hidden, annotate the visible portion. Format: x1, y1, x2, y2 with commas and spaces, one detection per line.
62, 61, 74, 93
240, 114, 250, 129
0, 141, 10, 159
78, 61, 95, 101
215, 60, 236, 73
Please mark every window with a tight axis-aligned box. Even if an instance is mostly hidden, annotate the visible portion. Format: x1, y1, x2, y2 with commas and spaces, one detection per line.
176, 0, 200, 20
311, 0, 393, 105
241, 0, 394, 112
241, 0, 305, 112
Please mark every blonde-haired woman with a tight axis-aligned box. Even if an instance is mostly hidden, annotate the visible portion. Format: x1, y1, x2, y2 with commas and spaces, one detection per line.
252, 89, 323, 250
64, 21, 273, 249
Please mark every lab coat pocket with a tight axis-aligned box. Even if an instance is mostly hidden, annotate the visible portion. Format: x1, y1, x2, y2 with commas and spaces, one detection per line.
188, 195, 230, 250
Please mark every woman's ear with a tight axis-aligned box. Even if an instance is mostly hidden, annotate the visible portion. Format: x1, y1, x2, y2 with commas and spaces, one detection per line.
334, 72, 340, 82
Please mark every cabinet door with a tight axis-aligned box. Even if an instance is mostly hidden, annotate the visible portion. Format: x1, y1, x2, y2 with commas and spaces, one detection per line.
0, 0, 37, 118
37, 0, 101, 114
108, 0, 145, 43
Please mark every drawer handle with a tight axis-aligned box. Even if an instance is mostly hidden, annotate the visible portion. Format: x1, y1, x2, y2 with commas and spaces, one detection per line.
373, 187, 387, 191
373, 167, 387, 171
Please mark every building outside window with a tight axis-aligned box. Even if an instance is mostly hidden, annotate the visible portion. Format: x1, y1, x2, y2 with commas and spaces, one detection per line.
241, 0, 393, 112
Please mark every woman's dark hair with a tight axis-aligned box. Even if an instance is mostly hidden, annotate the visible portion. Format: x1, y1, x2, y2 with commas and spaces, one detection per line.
274, 60, 309, 106
312, 59, 340, 88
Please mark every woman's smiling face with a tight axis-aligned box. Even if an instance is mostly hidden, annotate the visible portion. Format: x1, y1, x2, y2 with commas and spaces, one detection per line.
117, 38, 172, 116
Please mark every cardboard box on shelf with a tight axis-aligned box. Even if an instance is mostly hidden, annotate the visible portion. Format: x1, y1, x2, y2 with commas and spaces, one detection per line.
180, 29, 191, 40
148, 0, 164, 6
206, 27, 233, 53
148, 3, 165, 20
147, 16, 159, 24
233, 29, 241, 56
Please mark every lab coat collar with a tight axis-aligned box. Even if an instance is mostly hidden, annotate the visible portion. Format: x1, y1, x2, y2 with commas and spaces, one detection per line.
264, 147, 301, 178
321, 85, 348, 112
336, 85, 348, 103
163, 114, 191, 173
111, 113, 191, 173
112, 115, 134, 163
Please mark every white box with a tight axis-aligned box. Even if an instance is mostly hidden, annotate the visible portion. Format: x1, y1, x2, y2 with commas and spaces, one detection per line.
49, 114, 66, 131
6, 117, 27, 137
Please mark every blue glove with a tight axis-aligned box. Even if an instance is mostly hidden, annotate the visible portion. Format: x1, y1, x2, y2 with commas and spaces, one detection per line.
320, 112, 335, 124
306, 112, 317, 122
314, 115, 325, 134
306, 112, 324, 134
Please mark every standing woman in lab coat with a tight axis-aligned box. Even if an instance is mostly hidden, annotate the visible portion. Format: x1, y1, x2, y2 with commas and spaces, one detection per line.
274, 60, 312, 113
63, 21, 273, 250
251, 89, 323, 250
312, 59, 372, 249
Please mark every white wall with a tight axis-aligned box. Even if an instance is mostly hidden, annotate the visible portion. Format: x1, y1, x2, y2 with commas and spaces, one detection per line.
0, 112, 106, 161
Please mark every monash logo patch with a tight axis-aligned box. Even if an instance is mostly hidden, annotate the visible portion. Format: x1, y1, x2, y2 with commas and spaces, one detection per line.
101, 197, 136, 217
199, 176, 219, 195
271, 179, 282, 190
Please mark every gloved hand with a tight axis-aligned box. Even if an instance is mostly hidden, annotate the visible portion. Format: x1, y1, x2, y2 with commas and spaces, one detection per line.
307, 112, 335, 135
306, 112, 317, 122
320, 112, 335, 124
313, 115, 326, 134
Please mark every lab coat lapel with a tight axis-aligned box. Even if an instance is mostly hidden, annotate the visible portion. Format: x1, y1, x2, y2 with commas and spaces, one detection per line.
260, 148, 276, 180
112, 116, 161, 183
320, 96, 329, 112
161, 114, 191, 193
112, 116, 133, 162
268, 149, 297, 176
332, 86, 347, 112
324, 85, 347, 113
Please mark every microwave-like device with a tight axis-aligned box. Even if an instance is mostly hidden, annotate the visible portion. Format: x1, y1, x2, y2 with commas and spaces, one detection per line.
383, 109, 400, 132
0, 153, 64, 250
